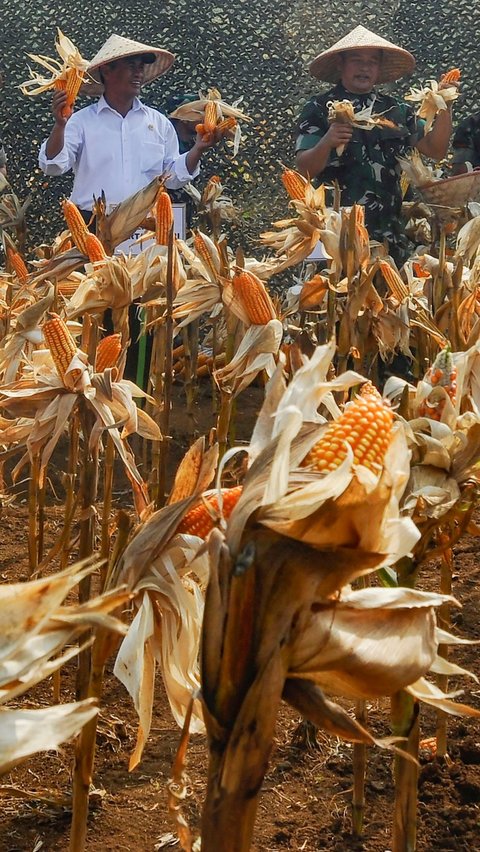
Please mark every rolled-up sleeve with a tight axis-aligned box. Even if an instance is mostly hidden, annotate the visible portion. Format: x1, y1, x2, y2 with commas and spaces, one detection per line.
161, 119, 200, 189
38, 119, 82, 175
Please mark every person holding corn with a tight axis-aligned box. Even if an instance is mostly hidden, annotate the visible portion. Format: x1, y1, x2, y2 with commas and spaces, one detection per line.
38, 35, 219, 227
295, 26, 455, 262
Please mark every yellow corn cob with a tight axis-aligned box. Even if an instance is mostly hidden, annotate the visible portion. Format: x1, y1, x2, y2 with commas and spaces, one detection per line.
43, 314, 81, 386
216, 116, 237, 136
6, 247, 29, 282
62, 200, 89, 255
281, 168, 308, 201
95, 333, 122, 372
54, 67, 84, 118
232, 270, 276, 324
440, 68, 461, 85
204, 101, 218, 133
177, 486, 243, 538
193, 232, 219, 280
155, 190, 174, 245
301, 389, 393, 474
84, 232, 107, 262
379, 260, 410, 304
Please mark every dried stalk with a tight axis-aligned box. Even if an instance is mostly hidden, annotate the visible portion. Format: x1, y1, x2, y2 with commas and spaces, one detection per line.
435, 536, 453, 757
156, 224, 175, 507
27, 453, 40, 576
182, 320, 199, 440
352, 700, 367, 836
391, 691, 420, 852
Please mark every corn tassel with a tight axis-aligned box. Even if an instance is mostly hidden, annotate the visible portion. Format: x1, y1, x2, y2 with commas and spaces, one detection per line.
177, 486, 243, 538
96, 333, 122, 372
84, 232, 107, 262
62, 200, 89, 255
204, 101, 218, 133
155, 190, 174, 245
301, 388, 393, 474
281, 169, 308, 201
379, 260, 410, 304
43, 314, 82, 386
6, 247, 29, 282
232, 270, 276, 325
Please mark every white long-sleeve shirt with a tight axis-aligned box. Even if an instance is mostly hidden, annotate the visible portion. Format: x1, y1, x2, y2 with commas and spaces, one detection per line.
39, 95, 199, 211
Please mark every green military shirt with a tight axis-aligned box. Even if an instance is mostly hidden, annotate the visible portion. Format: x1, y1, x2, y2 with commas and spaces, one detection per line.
295, 83, 424, 260
452, 113, 480, 169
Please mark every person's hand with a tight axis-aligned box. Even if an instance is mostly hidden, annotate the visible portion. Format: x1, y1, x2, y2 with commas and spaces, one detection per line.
324, 122, 354, 150
193, 126, 222, 152
52, 90, 71, 126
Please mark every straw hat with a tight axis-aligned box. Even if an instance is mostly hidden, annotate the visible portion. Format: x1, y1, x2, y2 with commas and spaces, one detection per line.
309, 25, 415, 83
84, 35, 175, 97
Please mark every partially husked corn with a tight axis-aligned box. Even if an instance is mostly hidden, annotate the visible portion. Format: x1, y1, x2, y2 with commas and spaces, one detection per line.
232, 270, 276, 325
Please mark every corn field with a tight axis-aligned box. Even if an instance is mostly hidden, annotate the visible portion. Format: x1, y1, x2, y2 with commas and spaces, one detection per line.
1, 55, 480, 852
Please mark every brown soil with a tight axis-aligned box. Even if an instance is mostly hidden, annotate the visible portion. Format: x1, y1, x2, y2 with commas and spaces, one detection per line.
1, 383, 480, 852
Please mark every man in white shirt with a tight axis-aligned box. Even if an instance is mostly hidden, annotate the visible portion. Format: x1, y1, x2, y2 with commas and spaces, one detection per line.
39, 35, 217, 221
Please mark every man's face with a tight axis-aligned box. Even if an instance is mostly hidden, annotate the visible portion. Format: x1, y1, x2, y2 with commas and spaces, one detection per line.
102, 56, 147, 99
339, 49, 382, 94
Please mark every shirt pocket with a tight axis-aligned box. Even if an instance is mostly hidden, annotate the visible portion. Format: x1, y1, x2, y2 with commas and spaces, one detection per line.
141, 141, 166, 175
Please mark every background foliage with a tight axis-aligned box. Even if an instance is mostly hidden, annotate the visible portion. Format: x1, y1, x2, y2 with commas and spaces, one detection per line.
1, 0, 479, 248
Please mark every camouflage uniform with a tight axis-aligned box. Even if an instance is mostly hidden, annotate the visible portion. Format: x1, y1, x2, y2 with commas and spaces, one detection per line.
452, 113, 480, 169
295, 83, 424, 261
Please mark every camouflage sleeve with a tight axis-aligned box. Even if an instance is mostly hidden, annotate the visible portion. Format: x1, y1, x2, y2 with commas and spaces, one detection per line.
295, 98, 329, 153
452, 116, 480, 166
404, 103, 425, 144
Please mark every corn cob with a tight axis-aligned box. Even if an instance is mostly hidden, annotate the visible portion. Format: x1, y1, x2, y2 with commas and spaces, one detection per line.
418, 347, 457, 420
193, 231, 219, 280
55, 67, 84, 118
203, 101, 218, 133
155, 190, 174, 245
440, 68, 461, 85
6, 247, 29, 282
232, 270, 276, 324
62, 200, 89, 255
216, 116, 237, 137
379, 260, 410, 304
301, 387, 393, 474
43, 314, 81, 386
177, 485, 243, 538
95, 333, 122, 372
84, 232, 107, 262
281, 168, 308, 201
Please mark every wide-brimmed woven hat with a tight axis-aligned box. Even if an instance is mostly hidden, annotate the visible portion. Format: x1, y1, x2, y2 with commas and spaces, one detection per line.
83, 35, 174, 97
309, 25, 415, 83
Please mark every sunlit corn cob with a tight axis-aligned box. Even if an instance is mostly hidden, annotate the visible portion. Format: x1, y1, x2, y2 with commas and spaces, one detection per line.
379, 260, 410, 304
155, 190, 174, 245
301, 388, 394, 474
6, 247, 29, 282
95, 333, 122, 372
84, 232, 106, 262
418, 347, 457, 420
193, 232, 219, 280
204, 101, 218, 133
281, 168, 308, 201
62, 200, 89, 255
440, 68, 461, 85
177, 485, 243, 538
43, 314, 81, 385
232, 270, 276, 325
216, 116, 237, 137
55, 67, 84, 118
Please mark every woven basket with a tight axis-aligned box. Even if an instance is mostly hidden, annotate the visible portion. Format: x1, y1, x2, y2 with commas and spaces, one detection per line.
418, 171, 480, 208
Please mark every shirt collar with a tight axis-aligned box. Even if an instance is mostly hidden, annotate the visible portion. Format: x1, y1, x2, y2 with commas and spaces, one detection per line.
96, 95, 147, 115
332, 83, 376, 109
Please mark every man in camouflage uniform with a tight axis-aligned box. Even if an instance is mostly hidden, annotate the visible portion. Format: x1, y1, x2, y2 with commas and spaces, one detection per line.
296, 26, 454, 262
452, 112, 480, 173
